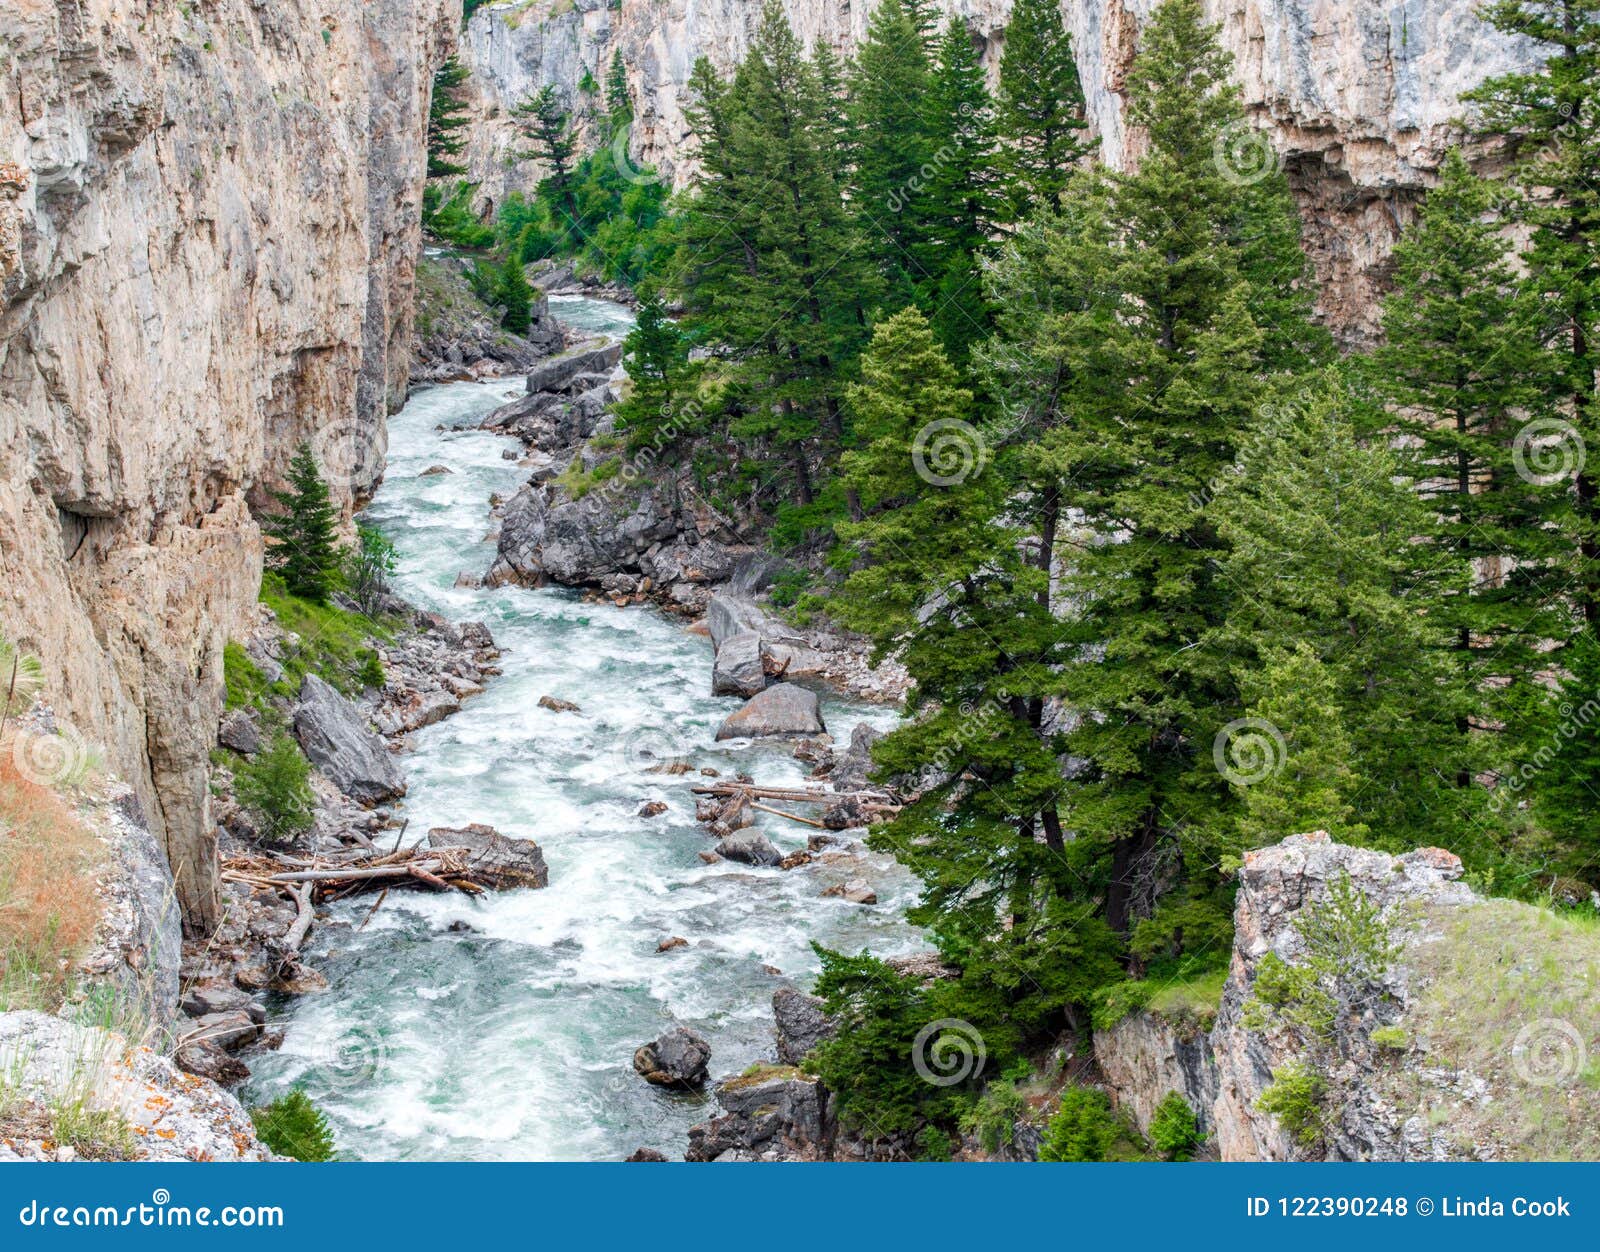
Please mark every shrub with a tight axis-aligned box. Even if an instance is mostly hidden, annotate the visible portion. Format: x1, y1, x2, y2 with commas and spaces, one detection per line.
1149, 1091, 1201, 1160
915, 1125, 953, 1161
959, 1079, 1026, 1154
343, 524, 397, 616
1256, 1061, 1326, 1150
356, 650, 386, 692
251, 1089, 336, 1161
1369, 1025, 1408, 1052
1038, 1087, 1122, 1162
233, 734, 316, 844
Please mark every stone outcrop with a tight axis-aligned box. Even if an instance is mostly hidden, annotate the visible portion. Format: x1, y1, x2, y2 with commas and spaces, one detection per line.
0, 1011, 272, 1161
684, 1065, 830, 1161
292, 675, 408, 806
773, 987, 836, 1065
411, 253, 564, 384
456, 0, 1545, 340
1095, 832, 1600, 1162
0, 0, 457, 932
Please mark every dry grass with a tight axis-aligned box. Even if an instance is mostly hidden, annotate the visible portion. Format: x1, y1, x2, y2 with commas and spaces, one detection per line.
0, 747, 107, 1012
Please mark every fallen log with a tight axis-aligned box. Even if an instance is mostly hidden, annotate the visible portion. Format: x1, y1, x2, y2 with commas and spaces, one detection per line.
749, 800, 828, 829
284, 883, 314, 952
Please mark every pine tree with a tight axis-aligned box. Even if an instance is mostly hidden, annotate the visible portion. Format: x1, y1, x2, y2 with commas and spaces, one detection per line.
605, 51, 632, 126
1367, 149, 1563, 750
427, 57, 472, 179
263, 442, 340, 603
1465, 0, 1600, 642
921, 19, 1005, 360
516, 85, 579, 230
996, 0, 1091, 218
496, 255, 533, 335
848, 0, 937, 304
1214, 379, 1479, 855
615, 294, 696, 451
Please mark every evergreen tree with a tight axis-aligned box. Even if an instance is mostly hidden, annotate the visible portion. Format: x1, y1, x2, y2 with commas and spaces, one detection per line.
605, 51, 632, 126
1466, 0, 1600, 641
427, 57, 472, 179
848, 0, 937, 304
615, 294, 696, 451
496, 255, 534, 335
1367, 149, 1563, 750
517, 85, 579, 229
996, 0, 1091, 217
263, 442, 340, 603
1213, 380, 1479, 855
669, 4, 879, 506
921, 19, 1005, 360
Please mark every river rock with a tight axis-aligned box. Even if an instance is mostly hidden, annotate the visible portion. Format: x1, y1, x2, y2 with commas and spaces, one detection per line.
625, 1147, 669, 1162
711, 631, 768, 697
773, 988, 836, 1065
426, 823, 549, 890
657, 936, 688, 952
293, 674, 406, 805
633, 1027, 712, 1088
827, 723, 882, 791
396, 687, 461, 731
217, 708, 260, 755
714, 831, 783, 867
521, 343, 623, 397
821, 879, 877, 905
174, 1038, 251, 1086
684, 1066, 828, 1161
538, 694, 581, 713
715, 683, 826, 741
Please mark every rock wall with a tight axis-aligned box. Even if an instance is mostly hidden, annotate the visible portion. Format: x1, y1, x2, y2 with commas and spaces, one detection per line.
457, 0, 1545, 339
1093, 1007, 1218, 1141
0, 0, 457, 931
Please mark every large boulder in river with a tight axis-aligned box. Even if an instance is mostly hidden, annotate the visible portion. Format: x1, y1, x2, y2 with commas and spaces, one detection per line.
521, 343, 622, 396
292, 674, 406, 804
714, 830, 783, 867
826, 723, 883, 792
715, 683, 826, 741
712, 631, 768, 698
633, 1027, 712, 1088
426, 824, 548, 890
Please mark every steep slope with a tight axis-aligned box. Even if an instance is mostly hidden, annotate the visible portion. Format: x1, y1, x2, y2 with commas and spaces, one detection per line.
455, 0, 1544, 338
0, 0, 456, 930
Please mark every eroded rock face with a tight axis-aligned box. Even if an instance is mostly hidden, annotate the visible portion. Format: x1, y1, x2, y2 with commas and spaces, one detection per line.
457, 0, 1545, 340
293, 675, 407, 806
0, 0, 457, 932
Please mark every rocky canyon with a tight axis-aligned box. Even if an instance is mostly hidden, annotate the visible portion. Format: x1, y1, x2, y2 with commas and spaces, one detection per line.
0, 0, 456, 929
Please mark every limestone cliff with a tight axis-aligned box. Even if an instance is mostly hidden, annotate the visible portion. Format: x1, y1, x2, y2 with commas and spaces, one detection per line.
456, 0, 1544, 338
0, 0, 456, 931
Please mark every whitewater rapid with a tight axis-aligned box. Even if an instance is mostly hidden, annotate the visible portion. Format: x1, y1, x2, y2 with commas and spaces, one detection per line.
243, 298, 923, 1160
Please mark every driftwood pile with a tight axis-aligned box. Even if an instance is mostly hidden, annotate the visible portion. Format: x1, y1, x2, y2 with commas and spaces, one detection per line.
691, 780, 901, 835
221, 843, 487, 913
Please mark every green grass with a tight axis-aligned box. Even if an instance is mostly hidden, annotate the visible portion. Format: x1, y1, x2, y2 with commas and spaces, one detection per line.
226, 573, 394, 712
1146, 967, 1230, 1030
1389, 899, 1600, 1161
555, 457, 621, 501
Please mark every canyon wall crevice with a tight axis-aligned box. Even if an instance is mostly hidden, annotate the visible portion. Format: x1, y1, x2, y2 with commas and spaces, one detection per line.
457, 0, 1544, 340
0, 0, 456, 931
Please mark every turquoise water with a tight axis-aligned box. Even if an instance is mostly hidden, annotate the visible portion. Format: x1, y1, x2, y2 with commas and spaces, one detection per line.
243, 302, 921, 1160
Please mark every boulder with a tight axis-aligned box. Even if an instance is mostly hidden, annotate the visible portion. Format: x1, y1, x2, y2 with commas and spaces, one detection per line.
522, 343, 623, 396
685, 1067, 829, 1161
773, 988, 836, 1065
292, 674, 406, 804
174, 1038, 251, 1086
711, 631, 768, 698
715, 683, 826, 741
638, 800, 668, 818
538, 694, 581, 713
185, 1010, 258, 1051
706, 593, 767, 651
426, 823, 549, 890
657, 936, 688, 952
827, 723, 883, 792
633, 1027, 712, 1088
217, 709, 260, 755
625, 1147, 669, 1162
181, 984, 265, 1023
714, 831, 783, 867
397, 687, 461, 731
821, 879, 878, 905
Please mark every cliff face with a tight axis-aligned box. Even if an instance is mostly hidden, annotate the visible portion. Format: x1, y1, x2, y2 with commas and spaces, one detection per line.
0, 0, 456, 930
457, 0, 1543, 339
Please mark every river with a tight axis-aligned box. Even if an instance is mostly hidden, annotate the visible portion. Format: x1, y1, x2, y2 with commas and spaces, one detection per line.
242, 296, 923, 1161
